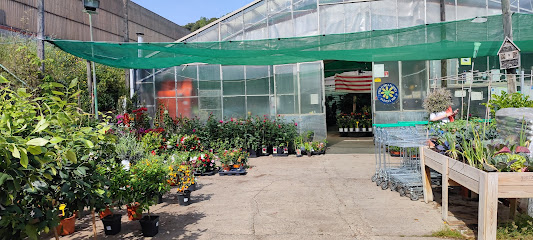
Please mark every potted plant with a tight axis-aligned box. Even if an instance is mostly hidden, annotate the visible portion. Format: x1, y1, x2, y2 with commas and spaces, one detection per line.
349, 118, 354, 132
337, 114, 345, 132
176, 163, 194, 206
101, 160, 132, 235
304, 142, 312, 157
115, 133, 145, 170
130, 156, 170, 237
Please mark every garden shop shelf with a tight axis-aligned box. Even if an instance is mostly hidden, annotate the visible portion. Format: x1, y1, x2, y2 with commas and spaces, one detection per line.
420, 147, 533, 240
218, 168, 247, 176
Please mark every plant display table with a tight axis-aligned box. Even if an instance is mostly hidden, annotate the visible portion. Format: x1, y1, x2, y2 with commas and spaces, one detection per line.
420, 147, 533, 240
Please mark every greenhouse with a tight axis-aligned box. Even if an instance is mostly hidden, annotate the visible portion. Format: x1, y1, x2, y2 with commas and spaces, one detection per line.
50, 0, 533, 139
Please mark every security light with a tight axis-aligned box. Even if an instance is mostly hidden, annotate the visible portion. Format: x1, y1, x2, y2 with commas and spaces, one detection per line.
83, 0, 100, 12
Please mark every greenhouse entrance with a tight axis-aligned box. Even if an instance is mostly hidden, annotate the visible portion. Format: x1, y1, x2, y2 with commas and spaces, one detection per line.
324, 60, 374, 154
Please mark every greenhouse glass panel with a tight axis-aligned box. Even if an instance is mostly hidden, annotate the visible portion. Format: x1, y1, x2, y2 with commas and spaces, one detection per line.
371, 0, 398, 30
294, 0, 317, 11
445, 0, 456, 21
456, 0, 487, 20
198, 65, 221, 91
268, 0, 292, 14
177, 65, 198, 97
177, 97, 199, 118
275, 64, 297, 95
294, 9, 318, 36
155, 68, 175, 95
344, 2, 370, 33
374, 62, 400, 111
269, 11, 294, 38
398, 0, 425, 28
138, 69, 154, 83
157, 98, 177, 117
520, 0, 533, 13
277, 95, 298, 114
488, 0, 502, 16
319, 0, 342, 4
401, 61, 427, 111
138, 82, 155, 106
244, 20, 268, 40
246, 66, 270, 95
299, 62, 323, 114
223, 96, 246, 118
244, 0, 267, 25
319, 4, 344, 34
223, 66, 246, 96
426, 0, 441, 24
221, 12, 243, 41
196, 25, 220, 42
247, 96, 271, 116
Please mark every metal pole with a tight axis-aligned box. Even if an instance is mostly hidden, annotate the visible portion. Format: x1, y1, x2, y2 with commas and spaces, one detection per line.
123, 0, 130, 93
502, 0, 517, 93
37, 0, 45, 75
89, 13, 98, 119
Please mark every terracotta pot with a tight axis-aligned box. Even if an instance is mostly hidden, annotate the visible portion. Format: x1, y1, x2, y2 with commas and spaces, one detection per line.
127, 203, 142, 221
56, 214, 76, 236
99, 207, 112, 219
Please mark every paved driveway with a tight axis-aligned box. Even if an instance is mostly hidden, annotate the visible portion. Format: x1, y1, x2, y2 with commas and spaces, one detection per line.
52, 154, 446, 239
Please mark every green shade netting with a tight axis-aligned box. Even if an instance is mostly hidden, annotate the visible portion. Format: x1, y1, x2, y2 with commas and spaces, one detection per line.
48, 13, 533, 69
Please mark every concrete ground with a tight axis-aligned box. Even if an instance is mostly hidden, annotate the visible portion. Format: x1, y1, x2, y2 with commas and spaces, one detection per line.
326, 131, 374, 154
52, 154, 450, 240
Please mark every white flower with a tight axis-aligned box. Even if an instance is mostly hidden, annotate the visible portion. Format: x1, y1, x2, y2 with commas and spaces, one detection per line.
30, 210, 35, 218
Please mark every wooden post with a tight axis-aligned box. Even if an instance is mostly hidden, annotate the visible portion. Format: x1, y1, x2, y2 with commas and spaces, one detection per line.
420, 147, 434, 203
442, 157, 449, 222
501, 0, 517, 93
509, 198, 518, 219
478, 173, 498, 240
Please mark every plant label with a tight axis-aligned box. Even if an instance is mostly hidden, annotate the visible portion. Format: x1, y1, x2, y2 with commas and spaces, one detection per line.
156, 221, 159, 227
273, 148, 277, 154
184, 198, 188, 202
106, 226, 112, 230
283, 148, 288, 154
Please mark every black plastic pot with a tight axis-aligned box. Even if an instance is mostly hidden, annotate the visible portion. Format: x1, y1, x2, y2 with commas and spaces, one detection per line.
248, 149, 258, 158
139, 215, 159, 237
177, 190, 191, 206
307, 151, 312, 157
187, 182, 197, 191
101, 214, 122, 235
157, 194, 163, 204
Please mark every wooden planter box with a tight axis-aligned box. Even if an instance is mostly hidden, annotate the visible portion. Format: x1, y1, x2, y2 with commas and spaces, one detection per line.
420, 147, 533, 240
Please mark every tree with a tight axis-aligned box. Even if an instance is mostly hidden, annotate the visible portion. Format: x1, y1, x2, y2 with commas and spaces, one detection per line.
184, 17, 218, 32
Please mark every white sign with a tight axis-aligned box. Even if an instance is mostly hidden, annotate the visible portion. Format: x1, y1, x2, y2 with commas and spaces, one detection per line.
498, 36, 521, 69
454, 90, 466, 97
310, 94, 319, 104
374, 64, 385, 78
471, 92, 483, 101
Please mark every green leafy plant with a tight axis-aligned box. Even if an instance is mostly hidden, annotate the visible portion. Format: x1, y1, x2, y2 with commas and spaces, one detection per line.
130, 156, 170, 216
115, 132, 145, 165
484, 91, 533, 117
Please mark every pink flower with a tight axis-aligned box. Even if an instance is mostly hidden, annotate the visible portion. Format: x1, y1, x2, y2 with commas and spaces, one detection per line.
294, 122, 298, 126
278, 125, 281, 128
116, 114, 123, 119
219, 120, 223, 123
193, 129, 196, 133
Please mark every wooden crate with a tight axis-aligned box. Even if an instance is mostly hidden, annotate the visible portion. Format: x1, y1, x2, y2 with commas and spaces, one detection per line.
420, 147, 533, 240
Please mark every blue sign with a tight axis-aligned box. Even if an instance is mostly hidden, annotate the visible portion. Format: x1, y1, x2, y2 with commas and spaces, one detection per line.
376, 83, 398, 104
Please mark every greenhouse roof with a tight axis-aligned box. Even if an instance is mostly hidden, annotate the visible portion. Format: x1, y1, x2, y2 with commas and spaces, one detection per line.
48, 13, 533, 69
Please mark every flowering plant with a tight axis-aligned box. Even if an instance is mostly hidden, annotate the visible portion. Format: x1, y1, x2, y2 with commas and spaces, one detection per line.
130, 156, 170, 214
175, 163, 194, 193
219, 148, 249, 168
176, 134, 202, 152
190, 151, 216, 173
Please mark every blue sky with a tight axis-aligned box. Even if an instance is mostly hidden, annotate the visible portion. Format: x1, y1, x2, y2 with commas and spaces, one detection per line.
131, 0, 253, 26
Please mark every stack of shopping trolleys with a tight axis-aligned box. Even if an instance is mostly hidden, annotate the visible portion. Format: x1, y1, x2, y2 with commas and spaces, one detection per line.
371, 121, 437, 201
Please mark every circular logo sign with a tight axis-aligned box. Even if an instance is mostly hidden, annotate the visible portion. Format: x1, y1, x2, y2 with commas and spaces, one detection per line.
377, 83, 398, 104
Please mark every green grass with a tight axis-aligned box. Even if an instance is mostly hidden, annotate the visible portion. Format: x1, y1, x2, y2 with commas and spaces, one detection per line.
431, 226, 466, 239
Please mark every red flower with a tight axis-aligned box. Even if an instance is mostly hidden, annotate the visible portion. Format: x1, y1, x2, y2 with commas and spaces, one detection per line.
151, 150, 156, 156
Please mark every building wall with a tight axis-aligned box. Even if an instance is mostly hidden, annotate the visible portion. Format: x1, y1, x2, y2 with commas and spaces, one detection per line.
0, 0, 189, 42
